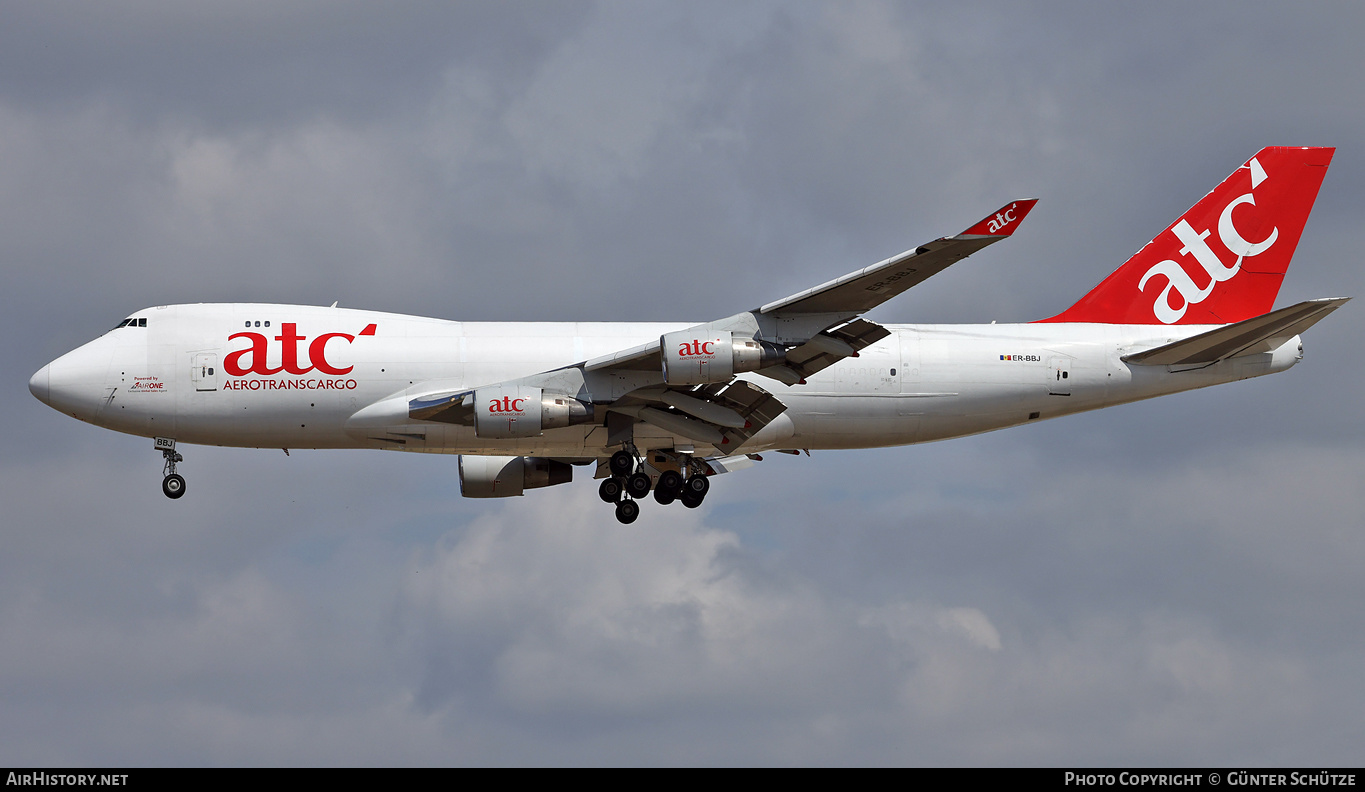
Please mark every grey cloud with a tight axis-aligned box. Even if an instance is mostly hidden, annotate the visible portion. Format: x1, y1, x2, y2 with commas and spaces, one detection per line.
0, 1, 590, 128
3, 0, 1364, 766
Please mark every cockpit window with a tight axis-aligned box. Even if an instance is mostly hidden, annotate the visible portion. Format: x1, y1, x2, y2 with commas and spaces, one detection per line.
138, 318, 147, 327
111, 317, 147, 330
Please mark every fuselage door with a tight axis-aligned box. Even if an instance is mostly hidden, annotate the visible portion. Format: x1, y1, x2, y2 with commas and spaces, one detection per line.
191, 352, 219, 392
897, 329, 919, 394
1048, 356, 1071, 396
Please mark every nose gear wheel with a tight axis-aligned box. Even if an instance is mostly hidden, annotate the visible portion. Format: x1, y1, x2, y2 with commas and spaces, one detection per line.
157, 439, 186, 500
162, 473, 186, 499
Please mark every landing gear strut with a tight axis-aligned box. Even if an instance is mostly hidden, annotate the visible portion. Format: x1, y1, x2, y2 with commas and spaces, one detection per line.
156, 437, 186, 500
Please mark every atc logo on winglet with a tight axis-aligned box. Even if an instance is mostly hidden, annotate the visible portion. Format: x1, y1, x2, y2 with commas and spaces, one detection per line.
962, 199, 1039, 237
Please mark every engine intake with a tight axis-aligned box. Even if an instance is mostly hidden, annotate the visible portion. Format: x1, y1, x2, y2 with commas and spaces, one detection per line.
473, 386, 594, 438
459, 455, 573, 498
660, 330, 785, 385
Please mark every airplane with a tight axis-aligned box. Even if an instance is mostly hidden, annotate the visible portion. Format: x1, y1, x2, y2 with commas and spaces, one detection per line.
29, 146, 1347, 524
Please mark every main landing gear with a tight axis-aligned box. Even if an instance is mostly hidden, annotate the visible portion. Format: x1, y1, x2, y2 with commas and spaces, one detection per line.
599, 448, 709, 523
156, 437, 186, 499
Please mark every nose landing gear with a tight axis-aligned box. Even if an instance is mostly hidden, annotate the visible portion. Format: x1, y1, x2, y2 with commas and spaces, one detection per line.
155, 437, 186, 499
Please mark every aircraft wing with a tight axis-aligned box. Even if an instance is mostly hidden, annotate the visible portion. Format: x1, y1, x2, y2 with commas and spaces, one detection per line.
409, 376, 789, 453
409, 200, 1037, 451
759, 199, 1037, 315
1122, 298, 1350, 368
577, 198, 1037, 383
581, 317, 893, 381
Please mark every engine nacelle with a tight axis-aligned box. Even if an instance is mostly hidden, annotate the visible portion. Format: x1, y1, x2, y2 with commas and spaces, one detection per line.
459, 455, 573, 498
660, 330, 784, 385
472, 386, 594, 438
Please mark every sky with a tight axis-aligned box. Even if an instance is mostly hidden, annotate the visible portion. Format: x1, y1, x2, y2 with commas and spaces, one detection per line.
2, 1, 1363, 766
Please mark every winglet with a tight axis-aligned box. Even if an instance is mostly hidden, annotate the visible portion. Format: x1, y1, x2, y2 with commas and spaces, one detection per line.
960, 199, 1038, 237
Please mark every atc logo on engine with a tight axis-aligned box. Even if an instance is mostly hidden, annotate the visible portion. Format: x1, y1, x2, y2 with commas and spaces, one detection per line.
677, 339, 717, 357
487, 396, 528, 414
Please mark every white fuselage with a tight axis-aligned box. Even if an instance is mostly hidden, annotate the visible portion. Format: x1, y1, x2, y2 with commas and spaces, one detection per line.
32, 303, 1302, 458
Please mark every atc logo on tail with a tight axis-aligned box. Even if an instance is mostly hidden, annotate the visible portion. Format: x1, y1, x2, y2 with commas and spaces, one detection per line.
1043, 147, 1332, 325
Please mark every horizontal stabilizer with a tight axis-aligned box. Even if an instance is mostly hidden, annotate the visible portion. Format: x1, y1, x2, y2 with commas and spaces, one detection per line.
1122, 297, 1349, 368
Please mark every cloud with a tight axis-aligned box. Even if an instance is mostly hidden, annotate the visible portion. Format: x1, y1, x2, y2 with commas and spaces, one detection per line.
2, 0, 1363, 766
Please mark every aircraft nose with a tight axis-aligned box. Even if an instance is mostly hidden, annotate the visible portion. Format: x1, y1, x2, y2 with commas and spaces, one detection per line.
34, 343, 112, 419
29, 363, 51, 406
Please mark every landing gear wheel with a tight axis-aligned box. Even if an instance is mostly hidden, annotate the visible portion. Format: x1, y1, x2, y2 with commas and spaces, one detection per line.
680, 489, 705, 509
157, 439, 186, 499
626, 472, 652, 499
615, 499, 640, 524
654, 470, 682, 505
685, 475, 710, 497
657, 470, 683, 494
599, 477, 624, 503
162, 473, 186, 500
609, 450, 635, 477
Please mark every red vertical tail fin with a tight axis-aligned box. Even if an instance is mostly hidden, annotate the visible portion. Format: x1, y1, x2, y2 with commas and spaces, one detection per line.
1041, 146, 1333, 325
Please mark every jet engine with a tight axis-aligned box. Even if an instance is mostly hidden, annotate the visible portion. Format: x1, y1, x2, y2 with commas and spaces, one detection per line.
660, 330, 785, 385
459, 455, 573, 498
472, 385, 594, 438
